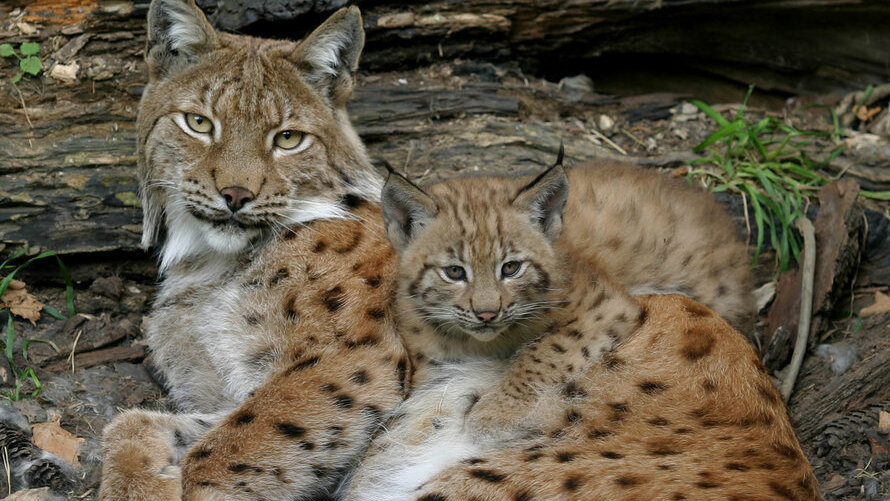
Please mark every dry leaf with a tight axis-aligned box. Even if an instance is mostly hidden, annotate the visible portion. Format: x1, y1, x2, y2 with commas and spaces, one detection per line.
1, 286, 44, 324
31, 419, 85, 468
856, 105, 882, 122
879, 410, 890, 434
860, 291, 890, 317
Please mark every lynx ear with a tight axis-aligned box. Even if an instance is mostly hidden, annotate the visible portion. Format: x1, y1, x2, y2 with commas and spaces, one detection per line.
292, 6, 364, 107
380, 164, 438, 253
145, 0, 218, 79
512, 146, 570, 241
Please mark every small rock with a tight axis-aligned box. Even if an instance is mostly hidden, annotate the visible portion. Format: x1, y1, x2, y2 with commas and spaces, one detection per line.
754, 282, 777, 313
558, 74, 594, 94
815, 343, 859, 375
671, 127, 689, 140
879, 410, 890, 434
49, 61, 79, 83
645, 137, 658, 151
3, 487, 67, 501
17, 21, 38, 36
679, 102, 698, 115
597, 114, 614, 132
397, 78, 407, 85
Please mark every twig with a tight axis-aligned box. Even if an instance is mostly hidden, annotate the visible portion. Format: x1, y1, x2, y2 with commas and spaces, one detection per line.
68, 329, 82, 374
782, 217, 816, 403
589, 128, 627, 156
12, 82, 33, 129
3, 446, 10, 497
740, 190, 751, 249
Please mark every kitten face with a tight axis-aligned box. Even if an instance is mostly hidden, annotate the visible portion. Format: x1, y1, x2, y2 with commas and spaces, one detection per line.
382, 163, 569, 343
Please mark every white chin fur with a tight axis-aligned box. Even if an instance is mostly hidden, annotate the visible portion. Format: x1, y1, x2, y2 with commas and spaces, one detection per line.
159, 204, 257, 273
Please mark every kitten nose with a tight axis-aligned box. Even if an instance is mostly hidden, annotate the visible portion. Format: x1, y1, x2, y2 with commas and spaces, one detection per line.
475, 310, 498, 322
220, 186, 255, 213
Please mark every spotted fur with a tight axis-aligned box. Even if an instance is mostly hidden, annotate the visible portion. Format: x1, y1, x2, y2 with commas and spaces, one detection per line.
99, 3, 406, 500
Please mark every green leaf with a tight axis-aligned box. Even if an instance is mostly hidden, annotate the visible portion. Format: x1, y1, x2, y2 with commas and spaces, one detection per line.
42, 305, 66, 320
0, 44, 15, 58
19, 56, 41, 76
691, 99, 731, 127
11, 72, 22, 83
18, 42, 39, 56
54, 256, 75, 316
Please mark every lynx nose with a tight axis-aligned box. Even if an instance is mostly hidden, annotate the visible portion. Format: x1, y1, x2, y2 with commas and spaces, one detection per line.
220, 186, 255, 213
475, 310, 498, 323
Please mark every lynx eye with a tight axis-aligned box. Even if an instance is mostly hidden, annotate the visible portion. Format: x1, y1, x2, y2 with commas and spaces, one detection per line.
274, 130, 305, 150
501, 261, 522, 278
442, 265, 467, 281
185, 113, 212, 134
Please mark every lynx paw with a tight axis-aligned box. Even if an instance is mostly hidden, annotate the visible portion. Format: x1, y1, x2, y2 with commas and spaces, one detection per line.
99, 410, 183, 501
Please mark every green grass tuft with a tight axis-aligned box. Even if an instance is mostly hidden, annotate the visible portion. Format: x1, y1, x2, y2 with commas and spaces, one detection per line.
687, 86, 890, 272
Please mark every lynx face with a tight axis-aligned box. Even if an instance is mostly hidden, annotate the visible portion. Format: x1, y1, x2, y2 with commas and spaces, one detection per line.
382, 164, 569, 344
137, 0, 379, 271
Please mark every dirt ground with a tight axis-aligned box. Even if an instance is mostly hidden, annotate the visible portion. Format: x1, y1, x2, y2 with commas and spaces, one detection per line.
2, 5, 890, 500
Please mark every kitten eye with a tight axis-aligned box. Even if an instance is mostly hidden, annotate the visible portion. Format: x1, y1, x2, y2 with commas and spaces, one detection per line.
501, 261, 522, 278
274, 130, 305, 150
442, 266, 467, 281
185, 113, 212, 134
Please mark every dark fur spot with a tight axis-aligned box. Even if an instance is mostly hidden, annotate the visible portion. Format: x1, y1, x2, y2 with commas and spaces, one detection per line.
563, 475, 583, 491
615, 475, 641, 487
350, 370, 370, 384
648, 440, 682, 456
696, 481, 720, 489
588, 429, 613, 440
565, 409, 583, 424
470, 469, 505, 482
340, 193, 364, 209
682, 325, 715, 361
757, 383, 780, 404
601, 451, 623, 459
524, 452, 544, 462
365, 275, 382, 288
275, 423, 306, 438
245, 314, 260, 325
191, 447, 211, 460
674, 427, 692, 434
773, 443, 801, 460
284, 296, 299, 322
322, 383, 339, 393
550, 342, 566, 353
322, 286, 345, 312
638, 381, 668, 394
514, 491, 533, 501
555, 451, 576, 462
228, 463, 250, 473
396, 358, 408, 394
233, 411, 255, 426
581, 347, 590, 359
334, 395, 354, 409
701, 379, 718, 392
566, 329, 582, 339
287, 356, 320, 374
647, 417, 669, 426
344, 335, 380, 348
334, 229, 363, 253
637, 306, 648, 325
268, 267, 289, 286
602, 353, 625, 370
561, 381, 587, 399
725, 462, 749, 471
299, 441, 315, 450
418, 495, 447, 501
672, 494, 686, 500
366, 308, 386, 321
462, 458, 486, 465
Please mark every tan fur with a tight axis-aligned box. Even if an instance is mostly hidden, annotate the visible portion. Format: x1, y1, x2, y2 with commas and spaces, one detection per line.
340, 165, 815, 500
385, 162, 753, 430
412, 295, 819, 501
100, 3, 408, 500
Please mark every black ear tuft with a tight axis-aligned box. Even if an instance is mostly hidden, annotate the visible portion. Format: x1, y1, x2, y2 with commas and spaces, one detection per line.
555, 141, 565, 167
512, 160, 570, 241
380, 169, 438, 253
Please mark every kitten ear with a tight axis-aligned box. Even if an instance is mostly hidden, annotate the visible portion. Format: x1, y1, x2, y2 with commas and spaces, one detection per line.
380, 163, 438, 253
513, 146, 570, 241
145, 0, 218, 79
292, 6, 364, 107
